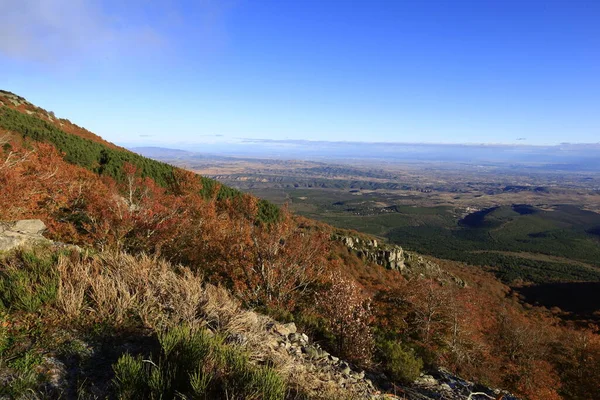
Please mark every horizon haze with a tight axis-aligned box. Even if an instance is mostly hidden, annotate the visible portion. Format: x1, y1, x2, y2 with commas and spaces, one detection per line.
127, 139, 600, 172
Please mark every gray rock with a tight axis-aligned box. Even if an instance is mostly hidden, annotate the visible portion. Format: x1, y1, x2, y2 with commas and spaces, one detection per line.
274, 322, 297, 337
303, 346, 320, 359
0, 219, 51, 252
334, 234, 405, 271
339, 361, 351, 375
12, 219, 46, 235
415, 374, 438, 386
288, 332, 302, 343
225, 333, 247, 346
439, 383, 452, 392
334, 234, 469, 287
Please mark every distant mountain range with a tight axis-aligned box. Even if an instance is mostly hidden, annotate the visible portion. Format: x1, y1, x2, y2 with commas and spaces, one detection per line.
127, 140, 600, 171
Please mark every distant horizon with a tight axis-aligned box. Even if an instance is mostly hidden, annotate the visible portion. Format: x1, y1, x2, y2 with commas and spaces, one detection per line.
122, 138, 600, 149
127, 137, 600, 172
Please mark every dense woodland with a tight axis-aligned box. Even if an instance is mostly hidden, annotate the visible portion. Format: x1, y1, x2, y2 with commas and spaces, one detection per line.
1, 93, 600, 399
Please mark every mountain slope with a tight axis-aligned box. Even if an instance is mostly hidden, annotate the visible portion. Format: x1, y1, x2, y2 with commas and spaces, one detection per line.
1, 91, 600, 400
0, 90, 120, 149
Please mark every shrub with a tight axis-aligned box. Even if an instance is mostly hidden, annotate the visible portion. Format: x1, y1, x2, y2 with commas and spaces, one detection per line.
113, 324, 286, 400
378, 340, 423, 384
316, 274, 374, 364
0, 249, 59, 312
0, 105, 281, 223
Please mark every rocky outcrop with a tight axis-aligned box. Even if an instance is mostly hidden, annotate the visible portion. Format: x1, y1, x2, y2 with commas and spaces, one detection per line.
334, 234, 466, 287
266, 321, 515, 399
404, 252, 466, 287
267, 321, 379, 398
335, 234, 406, 271
30, 310, 514, 400
408, 368, 519, 400
0, 219, 51, 252
0, 90, 28, 107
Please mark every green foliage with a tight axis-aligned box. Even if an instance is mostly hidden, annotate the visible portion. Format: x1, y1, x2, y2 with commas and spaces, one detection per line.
9, 349, 44, 372
294, 312, 336, 350
0, 347, 44, 398
377, 340, 423, 384
113, 353, 147, 399
113, 325, 286, 400
0, 106, 280, 223
287, 187, 600, 284
0, 368, 41, 398
383, 204, 600, 284
0, 312, 9, 355
257, 199, 281, 225
0, 106, 171, 185
0, 249, 59, 312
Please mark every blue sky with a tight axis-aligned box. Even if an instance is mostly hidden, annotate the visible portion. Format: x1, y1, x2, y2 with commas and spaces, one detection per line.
1, 0, 599, 146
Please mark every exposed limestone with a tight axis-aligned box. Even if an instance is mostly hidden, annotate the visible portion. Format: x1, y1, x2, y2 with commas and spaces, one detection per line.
335, 234, 406, 271
0, 90, 29, 107
0, 219, 52, 252
334, 234, 466, 287
404, 252, 466, 287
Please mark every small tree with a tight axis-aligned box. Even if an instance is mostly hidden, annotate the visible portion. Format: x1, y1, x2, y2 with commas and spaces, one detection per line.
317, 273, 374, 364
222, 199, 329, 309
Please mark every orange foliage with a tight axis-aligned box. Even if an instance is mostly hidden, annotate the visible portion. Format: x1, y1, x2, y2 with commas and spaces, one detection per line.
317, 271, 374, 363
3, 127, 600, 400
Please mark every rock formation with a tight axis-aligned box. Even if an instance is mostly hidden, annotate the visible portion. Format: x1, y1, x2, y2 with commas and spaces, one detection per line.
264, 320, 516, 399
0, 219, 51, 252
334, 233, 466, 287
335, 234, 406, 271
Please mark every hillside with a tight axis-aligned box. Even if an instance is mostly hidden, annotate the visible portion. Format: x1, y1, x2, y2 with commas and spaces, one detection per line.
140, 146, 600, 286
1, 91, 600, 399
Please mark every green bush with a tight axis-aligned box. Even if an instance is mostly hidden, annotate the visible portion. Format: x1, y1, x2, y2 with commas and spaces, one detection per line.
378, 340, 423, 384
0, 250, 59, 312
113, 325, 286, 400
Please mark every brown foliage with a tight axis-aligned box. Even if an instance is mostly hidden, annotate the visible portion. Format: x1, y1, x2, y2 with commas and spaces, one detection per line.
317, 272, 374, 364
3, 124, 600, 399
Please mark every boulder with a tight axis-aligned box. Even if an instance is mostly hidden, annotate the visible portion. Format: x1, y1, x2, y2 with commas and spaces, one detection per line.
0, 219, 50, 252
273, 322, 297, 337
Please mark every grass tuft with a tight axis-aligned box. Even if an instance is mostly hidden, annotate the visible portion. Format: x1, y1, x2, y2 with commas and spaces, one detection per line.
0, 249, 59, 312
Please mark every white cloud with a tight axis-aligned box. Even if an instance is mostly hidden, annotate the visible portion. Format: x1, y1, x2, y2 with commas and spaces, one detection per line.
0, 0, 166, 64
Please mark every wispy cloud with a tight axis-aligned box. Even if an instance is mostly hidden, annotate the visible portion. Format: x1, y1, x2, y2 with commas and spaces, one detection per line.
0, 0, 167, 64
0, 0, 237, 66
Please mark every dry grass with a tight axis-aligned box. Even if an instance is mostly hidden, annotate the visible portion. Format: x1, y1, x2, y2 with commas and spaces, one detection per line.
56, 251, 206, 329
53, 250, 370, 399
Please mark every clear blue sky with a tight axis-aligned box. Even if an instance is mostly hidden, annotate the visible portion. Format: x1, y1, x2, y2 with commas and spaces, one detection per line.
1, 0, 599, 145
